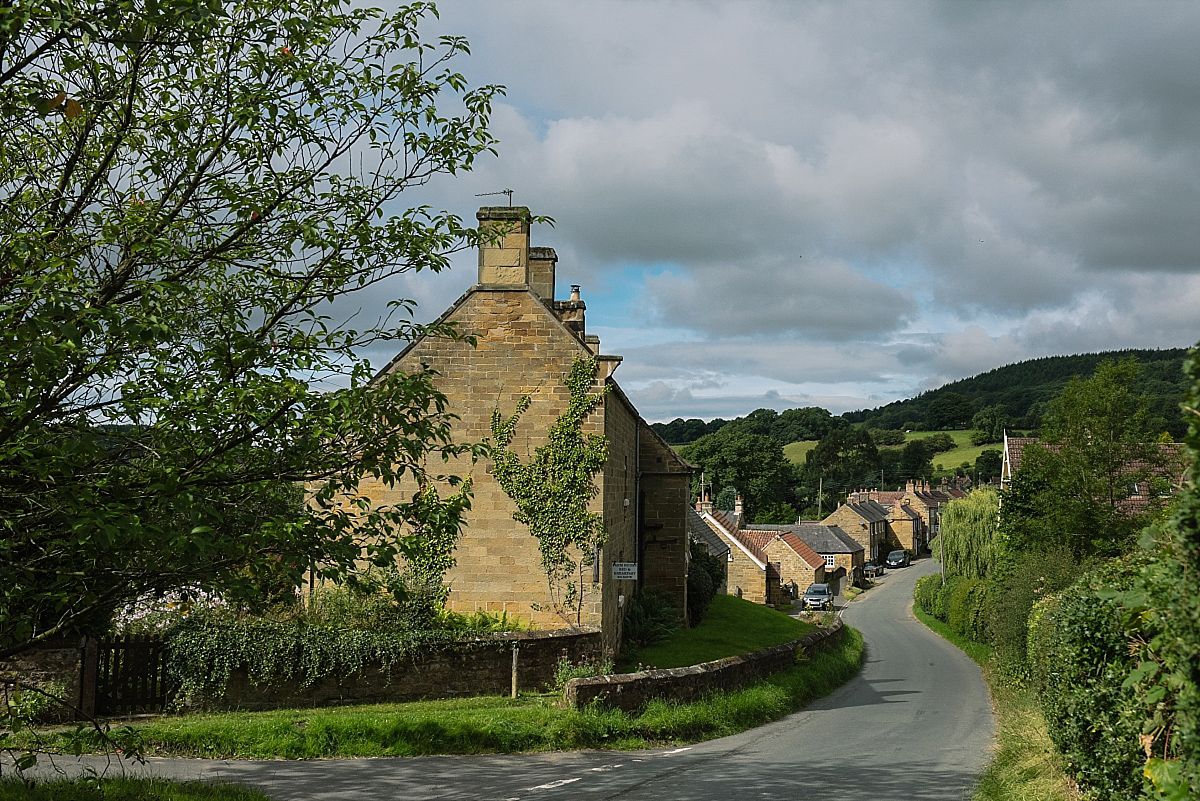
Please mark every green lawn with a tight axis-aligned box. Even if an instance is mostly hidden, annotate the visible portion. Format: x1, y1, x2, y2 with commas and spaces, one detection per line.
621, 594, 814, 670
25, 628, 861, 759
21, 597, 851, 761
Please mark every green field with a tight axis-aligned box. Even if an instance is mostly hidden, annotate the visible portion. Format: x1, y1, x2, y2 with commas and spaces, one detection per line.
783, 440, 818, 464
902, 430, 1002, 473
784, 431, 1005, 475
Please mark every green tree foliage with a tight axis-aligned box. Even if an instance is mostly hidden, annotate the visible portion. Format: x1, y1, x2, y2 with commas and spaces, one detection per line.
925, 392, 974, 430
971, 404, 1012, 445
489, 358, 609, 624
868, 427, 906, 446
650, 417, 727, 445
714, 486, 737, 512
898, 439, 934, 482
0, 0, 498, 660
803, 426, 881, 497
975, 448, 1002, 484
683, 426, 796, 523
1133, 347, 1200, 798
1004, 358, 1182, 559
1027, 560, 1149, 800
844, 348, 1189, 438
937, 489, 999, 580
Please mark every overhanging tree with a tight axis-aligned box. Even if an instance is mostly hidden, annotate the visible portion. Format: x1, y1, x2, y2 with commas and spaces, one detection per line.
0, 0, 499, 659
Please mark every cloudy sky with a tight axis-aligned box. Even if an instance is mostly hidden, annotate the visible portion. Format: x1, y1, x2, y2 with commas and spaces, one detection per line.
374, 0, 1200, 422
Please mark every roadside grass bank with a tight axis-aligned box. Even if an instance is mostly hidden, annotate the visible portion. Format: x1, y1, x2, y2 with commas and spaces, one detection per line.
0, 777, 272, 801
27, 628, 862, 759
912, 606, 1078, 801
620, 594, 815, 671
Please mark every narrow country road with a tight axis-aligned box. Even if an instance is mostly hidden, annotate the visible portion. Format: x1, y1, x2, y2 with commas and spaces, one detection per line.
25, 558, 994, 800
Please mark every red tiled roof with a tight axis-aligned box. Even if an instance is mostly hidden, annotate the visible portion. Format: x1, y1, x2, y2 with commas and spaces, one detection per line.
779, 531, 825, 569
1005, 437, 1038, 477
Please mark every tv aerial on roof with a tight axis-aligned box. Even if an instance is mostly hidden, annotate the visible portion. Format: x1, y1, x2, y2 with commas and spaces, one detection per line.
475, 188, 514, 206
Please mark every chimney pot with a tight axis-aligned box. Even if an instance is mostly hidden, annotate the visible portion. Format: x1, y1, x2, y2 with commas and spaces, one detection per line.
570, 284, 581, 301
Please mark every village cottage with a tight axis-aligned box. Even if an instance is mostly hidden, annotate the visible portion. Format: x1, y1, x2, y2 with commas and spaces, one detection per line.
352, 207, 693, 654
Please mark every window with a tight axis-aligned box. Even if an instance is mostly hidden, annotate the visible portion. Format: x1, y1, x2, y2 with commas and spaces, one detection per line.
823, 555, 836, 569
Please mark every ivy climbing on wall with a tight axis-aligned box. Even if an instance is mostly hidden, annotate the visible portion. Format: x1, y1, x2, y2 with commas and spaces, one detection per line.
489, 356, 610, 624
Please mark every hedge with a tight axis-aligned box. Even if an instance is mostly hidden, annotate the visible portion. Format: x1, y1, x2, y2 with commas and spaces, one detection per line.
1027, 562, 1147, 801
912, 573, 989, 644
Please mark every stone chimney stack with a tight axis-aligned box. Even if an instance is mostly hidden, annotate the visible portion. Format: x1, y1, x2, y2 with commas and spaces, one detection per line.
697, 488, 714, 514
735, 495, 744, 516
555, 283, 586, 336
528, 246, 557, 300
477, 206, 530, 286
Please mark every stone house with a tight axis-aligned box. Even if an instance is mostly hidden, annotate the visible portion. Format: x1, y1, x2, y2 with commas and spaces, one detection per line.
357, 206, 693, 655
747, 523, 864, 594
821, 499, 890, 563
694, 506, 786, 605
696, 504, 834, 604
849, 483, 937, 555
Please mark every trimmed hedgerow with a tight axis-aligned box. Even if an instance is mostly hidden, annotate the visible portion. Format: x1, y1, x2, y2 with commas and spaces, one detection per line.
946, 578, 989, 644
913, 573, 989, 644
1027, 561, 1147, 801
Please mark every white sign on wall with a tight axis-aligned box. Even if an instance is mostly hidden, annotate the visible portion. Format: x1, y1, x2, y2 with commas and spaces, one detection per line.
611, 562, 638, 581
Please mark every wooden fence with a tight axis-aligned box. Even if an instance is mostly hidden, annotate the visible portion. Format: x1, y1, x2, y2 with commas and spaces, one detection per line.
79, 635, 172, 718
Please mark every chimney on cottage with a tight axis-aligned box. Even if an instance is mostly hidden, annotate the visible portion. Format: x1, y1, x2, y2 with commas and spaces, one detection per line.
697, 487, 714, 514
735, 495, 744, 516
554, 283, 586, 336
476, 206, 530, 287
528, 246, 557, 300
906, 479, 916, 495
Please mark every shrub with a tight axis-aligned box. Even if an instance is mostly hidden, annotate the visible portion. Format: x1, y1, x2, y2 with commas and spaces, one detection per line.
1027, 562, 1147, 800
622, 587, 680, 650
914, 574, 941, 616
687, 566, 714, 625
945, 578, 989, 643
552, 649, 615, 695
987, 547, 1078, 685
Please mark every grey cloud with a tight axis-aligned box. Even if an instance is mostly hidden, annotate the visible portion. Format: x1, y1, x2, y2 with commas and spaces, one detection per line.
641, 255, 916, 340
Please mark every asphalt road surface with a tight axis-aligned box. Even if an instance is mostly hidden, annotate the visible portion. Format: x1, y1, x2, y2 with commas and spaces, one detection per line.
22, 558, 994, 800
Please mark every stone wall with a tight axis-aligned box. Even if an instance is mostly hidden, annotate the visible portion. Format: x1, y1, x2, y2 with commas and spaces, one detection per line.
212, 627, 600, 712
0, 639, 83, 721
565, 618, 846, 712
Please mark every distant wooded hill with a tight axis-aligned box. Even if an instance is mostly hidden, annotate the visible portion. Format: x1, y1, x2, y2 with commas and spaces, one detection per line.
650, 347, 1191, 444
844, 348, 1189, 437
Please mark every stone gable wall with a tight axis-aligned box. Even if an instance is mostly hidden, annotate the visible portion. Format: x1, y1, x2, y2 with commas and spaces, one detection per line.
365, 288, 622, 637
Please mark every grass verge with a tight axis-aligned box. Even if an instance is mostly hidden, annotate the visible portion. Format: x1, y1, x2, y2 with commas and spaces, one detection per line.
620, 594, 814, 670
911, 606, 1078, 801
28, 628, 862, 760
0, 777, 271, 801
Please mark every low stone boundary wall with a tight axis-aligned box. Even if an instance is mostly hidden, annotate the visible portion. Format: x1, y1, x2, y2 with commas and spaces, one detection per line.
565, 618, 845, 712
214, 627, 600, 711
0, 638, 83, 722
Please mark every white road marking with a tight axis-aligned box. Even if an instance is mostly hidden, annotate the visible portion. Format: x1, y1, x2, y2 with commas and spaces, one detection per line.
659, 747, 693, 755
589, 764, 623, 772
528, 778, 581, 791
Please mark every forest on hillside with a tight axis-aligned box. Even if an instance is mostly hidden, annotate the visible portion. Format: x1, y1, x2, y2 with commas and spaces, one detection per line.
651, 348, 1190, 445
843, 348, 1189, 437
